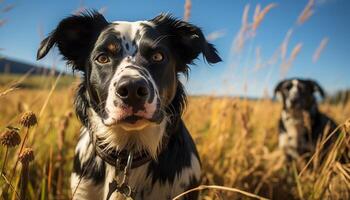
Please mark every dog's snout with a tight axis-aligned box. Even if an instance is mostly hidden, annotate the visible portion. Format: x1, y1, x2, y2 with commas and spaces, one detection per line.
116, 78, 150, 104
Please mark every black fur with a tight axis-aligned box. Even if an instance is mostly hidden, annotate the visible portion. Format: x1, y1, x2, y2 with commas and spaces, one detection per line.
147, 120, 200, 185
73, 151, 106, 184
37, 11, 109, 71
150, 14, 221, 75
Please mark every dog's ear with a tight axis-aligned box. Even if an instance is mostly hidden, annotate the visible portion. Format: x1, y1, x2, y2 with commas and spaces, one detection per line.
151, 14, 221, 71
274, 80, 286, 101
306, 79, 325, 99
37, 10, 109, 71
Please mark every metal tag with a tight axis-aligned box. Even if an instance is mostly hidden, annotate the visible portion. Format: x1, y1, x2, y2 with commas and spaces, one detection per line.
106, 152, 135, 200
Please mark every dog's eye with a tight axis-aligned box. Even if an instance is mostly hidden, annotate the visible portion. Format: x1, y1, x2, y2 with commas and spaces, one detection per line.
151, 52, 164, 62
96, 54, 110, 64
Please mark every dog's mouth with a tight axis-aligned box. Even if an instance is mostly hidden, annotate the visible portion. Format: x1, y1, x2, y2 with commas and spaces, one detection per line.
102, 109, 164, 131
287, 98, 303, 109
122, 115, 144, 124
119, 116, 152, 131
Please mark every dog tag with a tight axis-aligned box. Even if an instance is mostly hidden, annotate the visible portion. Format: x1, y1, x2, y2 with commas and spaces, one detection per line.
119, 184, 135, 199
106, 179, 135, 200
106, 152, 135, 200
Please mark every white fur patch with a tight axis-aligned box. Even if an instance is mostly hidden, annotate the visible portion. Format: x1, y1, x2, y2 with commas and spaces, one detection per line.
286, 79, 299, 108
89, 108, 167, 159
71, 173, 104, 200
112, 20, 154, 56
76, 128, 93, 164
280, 110, 308, 158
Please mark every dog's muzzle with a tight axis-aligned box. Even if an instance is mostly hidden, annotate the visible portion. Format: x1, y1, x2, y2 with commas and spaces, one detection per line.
116, 76, 151, 109
103, 65, 163, 129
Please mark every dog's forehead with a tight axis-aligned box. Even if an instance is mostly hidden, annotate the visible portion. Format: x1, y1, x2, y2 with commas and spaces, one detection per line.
110, 20, 155, 55
112, 20, 154, 39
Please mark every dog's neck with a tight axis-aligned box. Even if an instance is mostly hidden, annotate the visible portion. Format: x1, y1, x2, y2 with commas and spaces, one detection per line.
88, 108, 168, 160
282, 104, 319, 121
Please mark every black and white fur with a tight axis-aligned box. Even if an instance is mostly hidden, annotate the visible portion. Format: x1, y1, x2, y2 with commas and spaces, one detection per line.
37, 11, 221, 200
274, 78, 338, 160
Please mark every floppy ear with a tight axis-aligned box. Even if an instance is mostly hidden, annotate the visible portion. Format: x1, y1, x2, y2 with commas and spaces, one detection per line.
306, 79, 325, 99
274, 80, 285, 101
37, 10, 108, 71
151, 14, 221, 72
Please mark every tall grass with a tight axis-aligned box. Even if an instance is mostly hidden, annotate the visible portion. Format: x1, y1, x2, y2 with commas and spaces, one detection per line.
0, 87, 349, 199
0, 1, 349, 199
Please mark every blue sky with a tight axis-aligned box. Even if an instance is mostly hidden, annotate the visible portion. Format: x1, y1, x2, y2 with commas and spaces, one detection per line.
0, 0, 349, 97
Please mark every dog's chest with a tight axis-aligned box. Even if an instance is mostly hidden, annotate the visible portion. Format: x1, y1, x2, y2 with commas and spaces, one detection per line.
283, 116, 305, 145
104, 155, 200, 200
280, 111, 313, 157
71, 128, 201, 200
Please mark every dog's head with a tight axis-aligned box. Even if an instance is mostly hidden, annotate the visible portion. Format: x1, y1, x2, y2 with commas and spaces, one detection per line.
274, 78, 325, 111
37, 11, 221, 133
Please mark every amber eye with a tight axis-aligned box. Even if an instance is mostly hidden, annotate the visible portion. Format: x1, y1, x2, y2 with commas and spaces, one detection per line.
96, 54, 110, 64
151, 52, 164, 62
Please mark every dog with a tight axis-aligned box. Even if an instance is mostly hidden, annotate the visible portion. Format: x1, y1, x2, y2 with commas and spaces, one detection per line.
274, 78, 339, 161
37, 11, 221, 200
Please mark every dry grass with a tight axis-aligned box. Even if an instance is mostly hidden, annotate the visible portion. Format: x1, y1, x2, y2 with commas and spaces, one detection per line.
0, 1, 349, 199
0, 81, 349, 199
183, 0, 191, 22
297, 0, 315, 25
312, 37, 329, 63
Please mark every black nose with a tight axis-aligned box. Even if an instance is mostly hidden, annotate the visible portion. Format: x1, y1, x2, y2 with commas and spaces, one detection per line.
116, 78, 149, 105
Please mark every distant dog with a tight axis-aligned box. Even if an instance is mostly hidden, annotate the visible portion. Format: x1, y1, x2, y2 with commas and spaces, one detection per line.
37, 11, 221, 200
274, 78, 338, 160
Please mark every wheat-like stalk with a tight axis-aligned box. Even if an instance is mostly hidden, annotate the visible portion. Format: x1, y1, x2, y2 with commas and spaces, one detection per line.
312, 37, 329, 63
183, 0, 191, 22
297, 0, 315, 25
252, 3, 277, 32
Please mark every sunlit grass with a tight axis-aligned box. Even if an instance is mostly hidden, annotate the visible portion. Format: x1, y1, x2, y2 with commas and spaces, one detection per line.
0, 76, 349, 199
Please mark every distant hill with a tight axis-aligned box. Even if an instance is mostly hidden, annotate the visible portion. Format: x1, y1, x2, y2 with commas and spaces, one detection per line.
0, 57, 62, 75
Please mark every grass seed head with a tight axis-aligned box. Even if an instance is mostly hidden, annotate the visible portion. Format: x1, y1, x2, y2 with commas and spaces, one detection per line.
19, 111, 37, 128
19, 148, 34, 164
0, 128, 21, 147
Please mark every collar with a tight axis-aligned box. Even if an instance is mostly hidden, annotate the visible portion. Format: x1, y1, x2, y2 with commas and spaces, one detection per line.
92, 133, 170, 170
94, 137, 153, 169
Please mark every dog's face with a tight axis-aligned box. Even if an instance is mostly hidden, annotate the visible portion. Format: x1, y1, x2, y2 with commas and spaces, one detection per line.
274, 78, 325, 110
87, 20, 179, 130
37, 12, 221, 131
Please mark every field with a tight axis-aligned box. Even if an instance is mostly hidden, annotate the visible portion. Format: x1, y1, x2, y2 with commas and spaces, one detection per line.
0, 74, 349, 200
